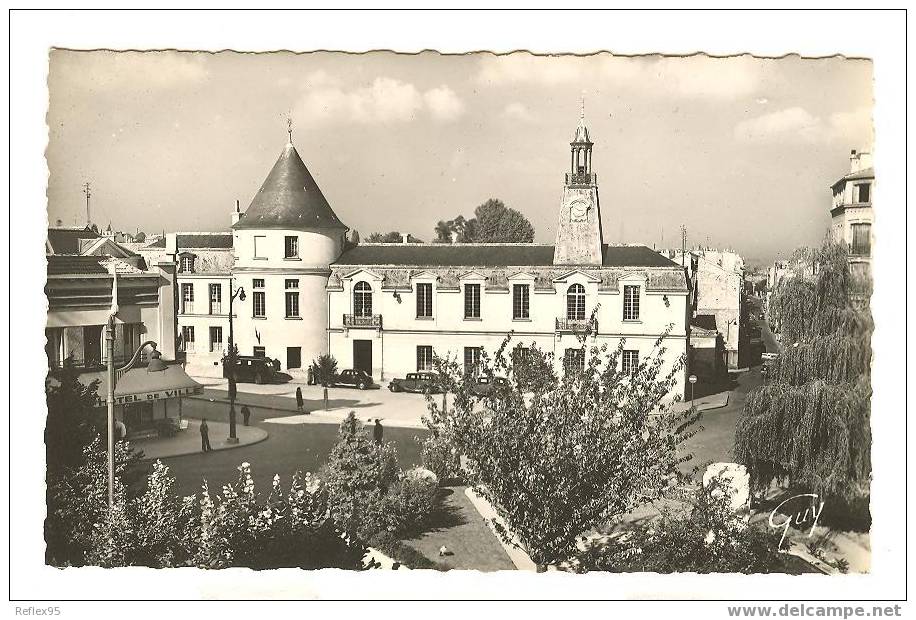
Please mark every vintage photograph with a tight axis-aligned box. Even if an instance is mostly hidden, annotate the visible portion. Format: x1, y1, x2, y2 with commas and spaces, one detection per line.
41, 47, 875, 578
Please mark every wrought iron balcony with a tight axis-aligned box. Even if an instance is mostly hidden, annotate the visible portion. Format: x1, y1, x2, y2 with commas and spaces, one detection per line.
343, 314, 383, 329
565, 172, 597, 187
555, 317, 598, 334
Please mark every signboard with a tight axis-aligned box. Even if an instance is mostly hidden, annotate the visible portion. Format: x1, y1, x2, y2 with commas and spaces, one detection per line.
96, 385, 203, 406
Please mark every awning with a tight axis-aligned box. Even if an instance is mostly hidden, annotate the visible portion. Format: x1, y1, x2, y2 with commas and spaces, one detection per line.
94, 364, 203, 406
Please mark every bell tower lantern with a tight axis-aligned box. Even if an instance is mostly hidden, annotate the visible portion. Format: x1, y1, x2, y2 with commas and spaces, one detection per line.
553, 104, 604, 266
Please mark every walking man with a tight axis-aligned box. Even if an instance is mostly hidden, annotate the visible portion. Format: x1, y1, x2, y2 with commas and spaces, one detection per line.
241, 404, 251, 426
200, 418, 212, 453
296, 386, 308, 415
373, 418, 384, 445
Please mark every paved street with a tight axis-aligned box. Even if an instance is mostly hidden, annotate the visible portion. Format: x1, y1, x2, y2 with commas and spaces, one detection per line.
160, 397, 429, 498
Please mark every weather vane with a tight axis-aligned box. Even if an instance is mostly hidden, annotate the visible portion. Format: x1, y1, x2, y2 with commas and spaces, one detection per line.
286, 115, 293, 144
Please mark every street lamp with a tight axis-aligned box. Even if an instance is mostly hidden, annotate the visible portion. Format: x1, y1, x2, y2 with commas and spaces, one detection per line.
688, 374, 698, 410
226, 282, 246, 443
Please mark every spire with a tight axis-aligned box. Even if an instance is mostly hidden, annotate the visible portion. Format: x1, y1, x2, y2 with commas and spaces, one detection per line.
573, 99, 591, 144
286, 115, 293, 144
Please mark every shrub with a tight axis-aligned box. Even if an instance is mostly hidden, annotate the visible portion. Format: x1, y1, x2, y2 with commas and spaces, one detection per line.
420, 432, 463, 483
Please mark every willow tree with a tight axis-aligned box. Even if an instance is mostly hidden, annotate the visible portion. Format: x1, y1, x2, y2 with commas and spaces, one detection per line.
735, 241, 872, 517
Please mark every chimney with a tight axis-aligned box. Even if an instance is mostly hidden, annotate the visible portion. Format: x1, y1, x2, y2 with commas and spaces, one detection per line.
231, 199, 242, 225
849, 149, 859, 173
165, 232, 178, 257
402, 232, 409, 245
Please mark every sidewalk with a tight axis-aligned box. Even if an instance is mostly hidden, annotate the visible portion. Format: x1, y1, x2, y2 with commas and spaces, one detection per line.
132, 418, 268, 460
671, 390, 730, 413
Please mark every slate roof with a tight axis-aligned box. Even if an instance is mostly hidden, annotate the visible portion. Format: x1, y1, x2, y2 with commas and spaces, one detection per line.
146, 233, 233, 249
233, 142, 347, 231
692, 314, 719, 332
47, 226, 100, 254
831, 167, 874, 188
47, 255, 111, 275
334, 243, 679, 269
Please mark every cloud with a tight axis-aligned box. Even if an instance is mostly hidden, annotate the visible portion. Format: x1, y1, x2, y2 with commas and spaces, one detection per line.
424, 86, 465, 121
502, 102, 536, 122
476, 53, 764, 100
734, 106, 872, 143
294, 77, 465, 125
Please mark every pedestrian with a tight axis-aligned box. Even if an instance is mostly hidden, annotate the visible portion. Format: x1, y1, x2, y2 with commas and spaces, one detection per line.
241, 404, 251, 426
307, 365, 314, 386
296, 386, 307, 415
373, 418, 384, 445
200, 418, 212, 453
114, 418, 127, 441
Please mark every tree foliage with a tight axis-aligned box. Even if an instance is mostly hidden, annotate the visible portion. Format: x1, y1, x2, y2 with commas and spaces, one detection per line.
424, 330, 696, 567
574, 479, 795, 574
434, 198, 535, 243
365, 231, 423, 243
46, 438, 366, 569
325, 413, 437, 544
736, 241, 872, 509
313, 353, 338, 387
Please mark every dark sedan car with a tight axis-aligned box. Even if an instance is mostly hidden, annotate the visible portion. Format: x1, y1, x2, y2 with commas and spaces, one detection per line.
470, 376, 511, 398
223, 356, 278, 385
333, 369, 378, 390
388, 372, 442, 394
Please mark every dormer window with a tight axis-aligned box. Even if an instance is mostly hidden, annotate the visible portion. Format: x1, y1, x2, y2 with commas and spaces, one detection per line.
179, 254, 195, 273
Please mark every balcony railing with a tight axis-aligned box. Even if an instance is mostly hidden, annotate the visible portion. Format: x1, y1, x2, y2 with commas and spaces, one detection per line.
343, 314, 383, 329
565, 172, 597, 187
555, 317, 598, 334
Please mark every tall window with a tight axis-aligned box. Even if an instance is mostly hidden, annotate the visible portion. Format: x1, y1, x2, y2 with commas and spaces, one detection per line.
622, 350, 639, 374
181, 283, 194, 314
623, 285, 640, 321
285, 279, 300, 318
857, 183, 871, 203
179, 255, 195, 273
850, 223, 871, 256
512, 284, 530, 320
209, 283, 222, 315
354, 281, 373, 316
181, 326, 195, 353
564, 348, 585, 375
416, 282, 433, 318
464, 346, 482, 375
284, 235, 299, 258
252, 279, 265, 318
566, 284, 585, 320
254, 235, 266, 258
209, 326, 223, 353
417, 345, 434, 371
464, 284, 481, 319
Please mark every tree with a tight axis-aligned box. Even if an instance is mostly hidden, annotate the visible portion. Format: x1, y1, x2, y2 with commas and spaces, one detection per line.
365, 231, 422, 243
574, 479, 796, 574
350, 229, 360, 245
134, 231, 146, 243
735, 241, 872, 523
433, 199, 534, 243
473, 198, 535, 243
313, 353, 338, 411
425, 329, 697, 569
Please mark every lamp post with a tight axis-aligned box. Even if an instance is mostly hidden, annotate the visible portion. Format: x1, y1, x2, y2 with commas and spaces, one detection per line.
226, 282, 246, 443
688, 374, 698, 410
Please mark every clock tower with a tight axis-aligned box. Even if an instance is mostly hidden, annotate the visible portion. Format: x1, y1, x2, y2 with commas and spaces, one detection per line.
553, 108, 604, 266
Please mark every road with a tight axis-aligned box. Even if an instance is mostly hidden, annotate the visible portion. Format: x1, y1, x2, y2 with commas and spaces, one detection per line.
160, 398, 428, 498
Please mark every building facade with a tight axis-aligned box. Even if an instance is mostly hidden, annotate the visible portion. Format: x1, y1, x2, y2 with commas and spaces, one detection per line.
830, 148, 874, 283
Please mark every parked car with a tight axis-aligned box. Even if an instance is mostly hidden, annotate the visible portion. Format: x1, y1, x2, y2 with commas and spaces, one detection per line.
470, 376, 511, 398
388, 372, 442, 394
223, 355, 278, 384
333, 369, 378, 390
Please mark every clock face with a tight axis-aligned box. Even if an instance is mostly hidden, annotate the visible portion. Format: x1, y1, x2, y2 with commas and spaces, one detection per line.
569, 201, 589, 222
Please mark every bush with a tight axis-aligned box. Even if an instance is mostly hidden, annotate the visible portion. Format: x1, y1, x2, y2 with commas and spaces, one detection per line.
326, 413, 438, 543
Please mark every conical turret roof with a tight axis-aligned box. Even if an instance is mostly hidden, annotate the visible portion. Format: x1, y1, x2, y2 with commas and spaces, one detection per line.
233, 142, 347, 231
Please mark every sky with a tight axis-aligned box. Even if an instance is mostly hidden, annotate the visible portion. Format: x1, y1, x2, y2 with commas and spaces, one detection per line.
46, 50, 873, 265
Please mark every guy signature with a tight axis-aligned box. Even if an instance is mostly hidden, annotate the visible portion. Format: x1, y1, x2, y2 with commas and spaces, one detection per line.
768, 493, 825, 549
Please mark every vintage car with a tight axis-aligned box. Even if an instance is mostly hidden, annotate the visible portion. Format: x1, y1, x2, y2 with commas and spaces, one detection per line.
388, 372, 442, 394
333, 369, 379, 390
223, 355, 278, 385
470, 376, 511, 398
